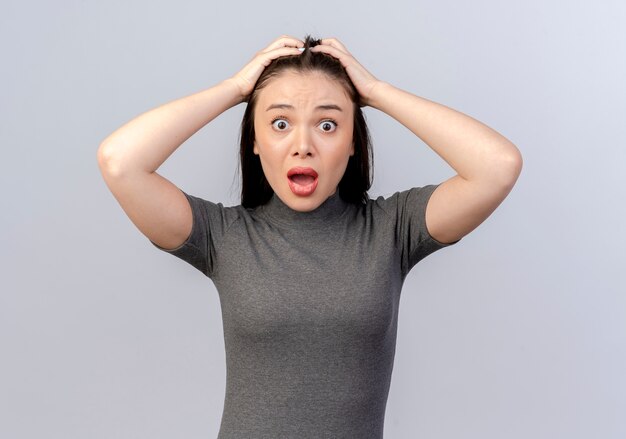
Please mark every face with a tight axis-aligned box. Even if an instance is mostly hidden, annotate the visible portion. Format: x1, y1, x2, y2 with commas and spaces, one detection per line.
253, 70, 355, 212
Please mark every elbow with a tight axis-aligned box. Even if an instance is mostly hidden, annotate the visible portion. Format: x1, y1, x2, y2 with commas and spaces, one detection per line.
496, 145, 523, 191
477, 140, 523, 190
97, 141, 124, 177
508, 145, 523, 179
97, 141, 113, 168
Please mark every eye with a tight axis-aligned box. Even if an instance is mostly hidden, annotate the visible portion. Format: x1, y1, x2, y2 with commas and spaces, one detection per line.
319, 119, 337, 133
271, 118, 290, 131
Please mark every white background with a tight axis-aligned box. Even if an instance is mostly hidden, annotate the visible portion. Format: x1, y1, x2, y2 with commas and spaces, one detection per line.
2, 0, 625, 437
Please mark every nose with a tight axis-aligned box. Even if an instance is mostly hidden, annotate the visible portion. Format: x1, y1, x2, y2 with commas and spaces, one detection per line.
291, 127, 314, 157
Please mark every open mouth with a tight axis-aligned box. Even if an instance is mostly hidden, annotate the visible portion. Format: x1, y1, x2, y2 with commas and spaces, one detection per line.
287, 167, 319, 196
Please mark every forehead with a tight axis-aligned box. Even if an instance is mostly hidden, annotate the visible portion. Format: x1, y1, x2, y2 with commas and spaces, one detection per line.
257, 70, 352, 110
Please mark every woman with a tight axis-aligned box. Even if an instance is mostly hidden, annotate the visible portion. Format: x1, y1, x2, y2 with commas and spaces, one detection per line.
97, 35, 522, 438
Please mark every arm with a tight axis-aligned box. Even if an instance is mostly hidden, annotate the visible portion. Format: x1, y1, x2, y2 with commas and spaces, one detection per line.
311, 39, 523, 244
97, 79, 243, 174
368, 82, 523, 244
96, 80, 244, 251
97, 36, 304, 250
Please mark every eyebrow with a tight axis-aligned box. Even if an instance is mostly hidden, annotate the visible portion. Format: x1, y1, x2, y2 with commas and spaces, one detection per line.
265, 103, 344, 112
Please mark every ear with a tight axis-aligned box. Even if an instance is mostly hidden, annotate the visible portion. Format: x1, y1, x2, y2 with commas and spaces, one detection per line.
253, 141, 259, 155
350, 140, 355, 156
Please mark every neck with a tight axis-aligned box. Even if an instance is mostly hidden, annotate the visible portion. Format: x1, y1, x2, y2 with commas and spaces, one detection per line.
258, 191, 351, 228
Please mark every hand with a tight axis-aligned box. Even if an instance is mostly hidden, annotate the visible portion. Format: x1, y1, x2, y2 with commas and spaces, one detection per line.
309, 38, 383, 107
229, 35, 304, 103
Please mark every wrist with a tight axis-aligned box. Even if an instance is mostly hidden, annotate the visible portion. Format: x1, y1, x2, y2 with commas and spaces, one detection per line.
222, 78, 247, 105
365, 81, 392, 110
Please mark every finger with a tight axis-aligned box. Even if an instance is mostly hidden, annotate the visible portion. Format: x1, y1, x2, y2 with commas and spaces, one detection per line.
263, 40, 304, 54
318, 37, 349, 54
259, 46, 303, 65
272, 34, 304, 45
265, 35, 304, 51
269, 46, 304, 57
309, 44, 350, 66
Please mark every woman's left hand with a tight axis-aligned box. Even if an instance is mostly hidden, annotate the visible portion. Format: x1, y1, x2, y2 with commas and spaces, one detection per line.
310, 38, 383, 108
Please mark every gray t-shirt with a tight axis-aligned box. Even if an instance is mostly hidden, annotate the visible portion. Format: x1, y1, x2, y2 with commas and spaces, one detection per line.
151, 184, 459, 438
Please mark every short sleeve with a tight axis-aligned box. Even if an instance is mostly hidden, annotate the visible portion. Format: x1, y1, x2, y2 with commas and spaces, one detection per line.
378, 184, 461, 275
149, 189, 239, 278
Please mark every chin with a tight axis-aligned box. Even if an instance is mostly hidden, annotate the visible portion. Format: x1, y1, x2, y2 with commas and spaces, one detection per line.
279, 189, 328, 212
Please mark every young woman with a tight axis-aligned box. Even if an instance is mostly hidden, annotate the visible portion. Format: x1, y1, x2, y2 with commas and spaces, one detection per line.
97, 35, 522, 438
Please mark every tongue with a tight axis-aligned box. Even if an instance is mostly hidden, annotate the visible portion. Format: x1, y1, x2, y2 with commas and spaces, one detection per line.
290, 174, 315, 185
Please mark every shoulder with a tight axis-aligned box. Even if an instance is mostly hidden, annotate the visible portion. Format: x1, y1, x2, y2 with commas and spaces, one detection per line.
177, 192, 253, 242
366, 185, 439, 219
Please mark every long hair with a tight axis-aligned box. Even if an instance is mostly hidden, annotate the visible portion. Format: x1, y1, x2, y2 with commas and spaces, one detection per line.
239, 35, 373, 208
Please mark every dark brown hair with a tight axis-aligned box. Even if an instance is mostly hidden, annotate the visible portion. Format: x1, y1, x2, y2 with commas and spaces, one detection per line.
239, 35, 373, 208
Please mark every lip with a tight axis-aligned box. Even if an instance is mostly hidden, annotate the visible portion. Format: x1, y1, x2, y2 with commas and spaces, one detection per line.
287, 167, 319, 196
287, 167, 319, 179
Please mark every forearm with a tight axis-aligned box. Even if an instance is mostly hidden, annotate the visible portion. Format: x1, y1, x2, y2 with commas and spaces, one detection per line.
98, 78, 243, 175
368, 82, 522, 184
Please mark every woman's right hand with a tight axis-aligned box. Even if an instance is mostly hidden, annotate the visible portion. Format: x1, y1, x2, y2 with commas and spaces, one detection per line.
229, 35, 304, 103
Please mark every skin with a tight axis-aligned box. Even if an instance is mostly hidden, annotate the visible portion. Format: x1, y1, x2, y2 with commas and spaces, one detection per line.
309, 37, 523, 244
238, 35, 522, 244
98, 35, 522, 250
252, 69, 355, 212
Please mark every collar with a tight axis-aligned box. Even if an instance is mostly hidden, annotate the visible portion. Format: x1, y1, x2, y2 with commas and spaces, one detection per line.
258, 191, 351, 228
